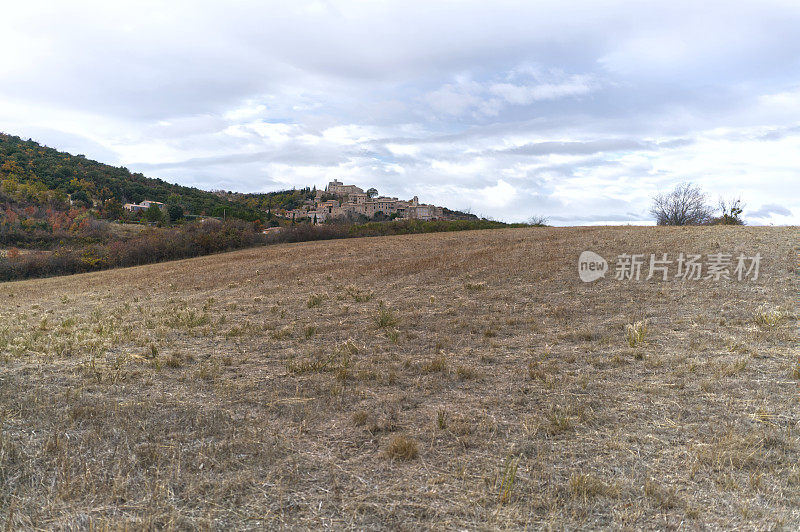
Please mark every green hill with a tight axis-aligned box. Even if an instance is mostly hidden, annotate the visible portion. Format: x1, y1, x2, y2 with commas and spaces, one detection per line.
0, 132, 480, 230
0, 132, 267, 222
0, 132, 515, 281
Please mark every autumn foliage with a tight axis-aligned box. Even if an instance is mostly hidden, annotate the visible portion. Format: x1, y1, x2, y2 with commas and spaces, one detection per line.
0, 220, 265, 281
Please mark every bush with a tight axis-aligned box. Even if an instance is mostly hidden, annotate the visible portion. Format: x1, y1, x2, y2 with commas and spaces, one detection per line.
0, 219, 266, 281
0, 217, 522, 282
710, 198, 745, 225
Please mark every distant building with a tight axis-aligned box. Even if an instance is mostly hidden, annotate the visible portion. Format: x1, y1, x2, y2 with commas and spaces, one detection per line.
325, 179, 364, 196
279, 181, 448, 224
124, 200, 166, 212
406, 204, 442, 221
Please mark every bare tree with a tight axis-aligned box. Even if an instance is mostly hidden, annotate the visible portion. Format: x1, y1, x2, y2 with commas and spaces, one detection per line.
715, 197, 745, 225
527, 214, 549, 226
650, 182, 713, 225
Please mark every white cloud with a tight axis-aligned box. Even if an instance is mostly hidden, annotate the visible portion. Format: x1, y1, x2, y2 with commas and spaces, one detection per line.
489, 76, 594, 105
424, 81, 490, 116
424, 70, 597, 118
479, 180, 518, 208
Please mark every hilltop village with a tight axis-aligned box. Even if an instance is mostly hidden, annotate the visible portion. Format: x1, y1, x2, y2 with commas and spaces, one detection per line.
281, 180, 450, 224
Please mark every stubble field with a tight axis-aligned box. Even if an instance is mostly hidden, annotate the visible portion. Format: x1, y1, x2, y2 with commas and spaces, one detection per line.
0, 226, 798, 530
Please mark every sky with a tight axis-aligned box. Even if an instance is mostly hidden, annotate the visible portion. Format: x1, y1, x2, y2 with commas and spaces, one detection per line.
0, 0, 798, 225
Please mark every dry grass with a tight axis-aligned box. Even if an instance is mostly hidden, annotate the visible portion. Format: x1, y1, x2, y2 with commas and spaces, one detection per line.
625, 319, 648, 347
0, 225, 797, 529
374, 302, 399, 328
753, 304, 789, 328
384, 434, 419, 461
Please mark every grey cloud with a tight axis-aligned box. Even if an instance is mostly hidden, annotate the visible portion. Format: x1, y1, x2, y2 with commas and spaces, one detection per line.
483, 137, 694, 158
754, 126, 800, 142
132, 147, 352, 172
748, 204, 793, 219
548, 213, 650, 223
656, 138, 694, 149
532, 158, 624, 177
492, 139, 649, 157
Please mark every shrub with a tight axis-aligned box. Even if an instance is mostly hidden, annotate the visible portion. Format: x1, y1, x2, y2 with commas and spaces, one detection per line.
374, 303, 399, 328
421, 356, 447, 373
307, 292, 328, 308
385, 434, 419, 461
0, 219, 266, 281
345, 285, 374, 302
0, 212, 524, 282
711, 197, 745, 225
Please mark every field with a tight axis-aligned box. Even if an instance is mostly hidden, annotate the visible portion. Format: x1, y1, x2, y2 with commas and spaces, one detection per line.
0, 226, 798, 529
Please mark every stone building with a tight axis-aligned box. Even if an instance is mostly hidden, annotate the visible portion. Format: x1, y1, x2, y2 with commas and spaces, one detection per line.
281, 180, 448, 224
325, 179, 364, 196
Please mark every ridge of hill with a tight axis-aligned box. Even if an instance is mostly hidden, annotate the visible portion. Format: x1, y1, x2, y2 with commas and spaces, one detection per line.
0, 133, 483, 233
0, 133, 264, 221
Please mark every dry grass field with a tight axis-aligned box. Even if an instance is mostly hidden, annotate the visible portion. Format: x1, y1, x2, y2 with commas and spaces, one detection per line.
0, 226, 798, 530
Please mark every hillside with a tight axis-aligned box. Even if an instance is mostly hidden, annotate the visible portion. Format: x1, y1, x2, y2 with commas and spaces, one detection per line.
0, 134, 488, 260
0, 133, 266, 222
0, 133, 479, 228
0, 226, 798, 528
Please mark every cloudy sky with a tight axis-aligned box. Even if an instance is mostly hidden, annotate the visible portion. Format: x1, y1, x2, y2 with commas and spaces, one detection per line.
1, 0, 798, 224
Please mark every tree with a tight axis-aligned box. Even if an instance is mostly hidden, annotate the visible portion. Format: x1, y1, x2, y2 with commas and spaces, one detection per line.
70, 189, 92, 208
98, 187, 113, 201
145, 203, 164, 224
367, 188, 378, 199
167, 203, 184, 223
527, 215, 549, 226
104, 198, 124, 220
650, 183, 713, 226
